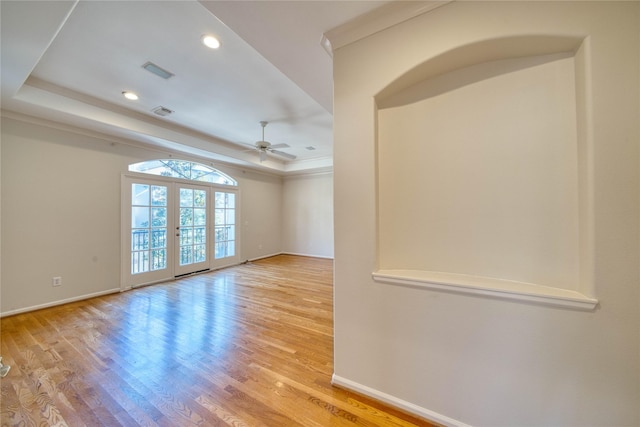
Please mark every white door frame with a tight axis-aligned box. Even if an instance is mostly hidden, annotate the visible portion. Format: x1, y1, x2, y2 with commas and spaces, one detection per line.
121, 173, 240, 290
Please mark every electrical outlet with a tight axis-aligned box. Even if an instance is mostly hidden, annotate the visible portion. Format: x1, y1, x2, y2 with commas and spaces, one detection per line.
52, 277, 62, 287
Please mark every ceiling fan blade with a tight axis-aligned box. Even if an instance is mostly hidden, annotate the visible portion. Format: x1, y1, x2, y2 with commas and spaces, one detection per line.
270, 143, 289, 149
271, 149, 297, 160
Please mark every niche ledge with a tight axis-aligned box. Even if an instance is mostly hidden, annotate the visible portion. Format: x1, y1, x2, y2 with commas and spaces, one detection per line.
372, 269, 598, 310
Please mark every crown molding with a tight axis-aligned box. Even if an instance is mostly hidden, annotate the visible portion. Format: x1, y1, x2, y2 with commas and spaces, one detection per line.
323, 1, 451, 52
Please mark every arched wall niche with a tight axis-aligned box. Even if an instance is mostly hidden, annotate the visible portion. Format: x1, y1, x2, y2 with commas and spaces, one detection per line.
373, 35, 597, 310
376, 35, 584, 107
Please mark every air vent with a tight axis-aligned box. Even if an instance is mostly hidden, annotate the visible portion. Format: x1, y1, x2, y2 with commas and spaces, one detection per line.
142, 61, 174, 79
152, 106, 174, 117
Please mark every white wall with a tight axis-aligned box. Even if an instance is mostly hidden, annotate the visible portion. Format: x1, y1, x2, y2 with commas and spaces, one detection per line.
332, 2, 639, 426
0, 116, 284, 315
1, 118, 127, 314
239, 168, 283, 261
282, 173, 333, 258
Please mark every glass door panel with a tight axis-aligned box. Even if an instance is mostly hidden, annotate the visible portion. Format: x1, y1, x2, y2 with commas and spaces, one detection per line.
175, 184, 209, 276
131, 183, 168, 274
125, 177, 172, 288
213, 191, 238, 267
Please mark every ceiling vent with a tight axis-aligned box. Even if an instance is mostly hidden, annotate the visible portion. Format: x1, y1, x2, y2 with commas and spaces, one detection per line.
305, 146, 316, 151
152, 106, 174, 117
142, 61, 174, 79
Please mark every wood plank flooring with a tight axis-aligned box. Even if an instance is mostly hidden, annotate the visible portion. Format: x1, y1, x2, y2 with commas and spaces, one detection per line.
1, 255, 436, 427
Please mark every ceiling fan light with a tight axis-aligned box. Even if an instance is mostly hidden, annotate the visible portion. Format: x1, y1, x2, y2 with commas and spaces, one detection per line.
202, 35, 220, 49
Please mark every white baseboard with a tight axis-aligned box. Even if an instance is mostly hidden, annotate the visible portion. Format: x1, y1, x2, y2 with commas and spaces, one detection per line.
331, 374, 470, 427
0, 288, 121, 318
247, 252, 334, 262
248, 252, 284, 262
281, 251, 334, 260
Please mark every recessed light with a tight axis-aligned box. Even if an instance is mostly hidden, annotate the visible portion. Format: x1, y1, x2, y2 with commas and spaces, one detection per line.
202, 34, 220, 49
122, 91, 139, 100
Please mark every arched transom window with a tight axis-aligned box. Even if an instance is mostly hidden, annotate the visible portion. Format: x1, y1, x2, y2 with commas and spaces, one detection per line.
129, 159, 237, 186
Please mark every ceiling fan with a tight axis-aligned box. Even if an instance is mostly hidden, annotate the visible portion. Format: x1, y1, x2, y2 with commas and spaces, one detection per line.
251, 121, 297, 162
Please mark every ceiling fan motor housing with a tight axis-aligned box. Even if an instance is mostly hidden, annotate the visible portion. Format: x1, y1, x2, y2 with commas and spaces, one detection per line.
256, 140, 271, 150
252, 121, 296, 161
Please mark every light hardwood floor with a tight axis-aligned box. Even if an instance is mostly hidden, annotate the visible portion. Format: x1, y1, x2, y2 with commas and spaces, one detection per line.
1, 255, 436, 426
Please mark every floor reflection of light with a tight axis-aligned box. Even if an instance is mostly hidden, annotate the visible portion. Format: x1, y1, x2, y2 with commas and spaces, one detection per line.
112, 272, 242, 388
207, 274, 237, 354
119, 291, 174, 376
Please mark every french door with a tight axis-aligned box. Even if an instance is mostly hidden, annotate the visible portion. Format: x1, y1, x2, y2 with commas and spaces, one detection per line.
123, 176, 239, 288
174, 184, 209, 276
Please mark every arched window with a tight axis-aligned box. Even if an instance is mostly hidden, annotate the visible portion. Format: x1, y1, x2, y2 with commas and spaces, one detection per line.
129, 159, 237, 186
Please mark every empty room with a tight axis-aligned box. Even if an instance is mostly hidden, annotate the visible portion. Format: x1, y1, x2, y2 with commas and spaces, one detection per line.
1, 1, 639, 426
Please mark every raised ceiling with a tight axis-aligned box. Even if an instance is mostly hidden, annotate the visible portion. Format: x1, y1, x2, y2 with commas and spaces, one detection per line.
0, 1, 444, 174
